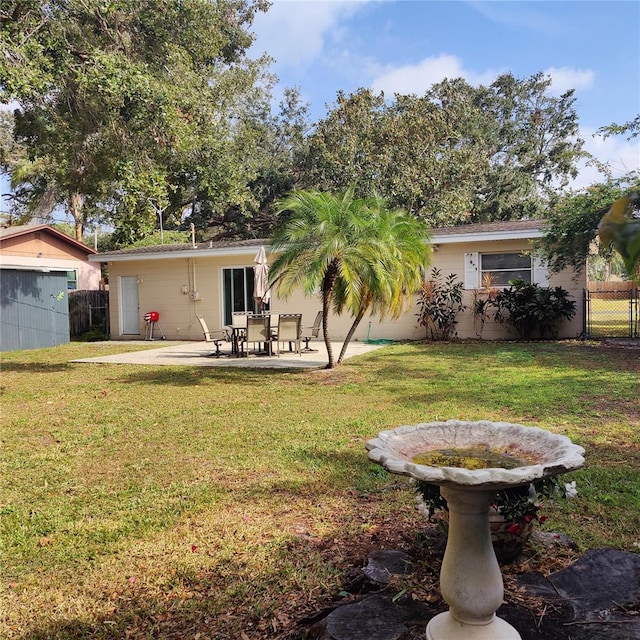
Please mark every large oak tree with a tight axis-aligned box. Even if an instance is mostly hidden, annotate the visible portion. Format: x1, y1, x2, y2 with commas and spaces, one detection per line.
296, 73, 584, 228
0, 0, 271, 242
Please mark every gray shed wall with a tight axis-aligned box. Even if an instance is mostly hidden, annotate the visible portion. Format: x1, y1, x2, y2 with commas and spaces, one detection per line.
1, 269, 70, 351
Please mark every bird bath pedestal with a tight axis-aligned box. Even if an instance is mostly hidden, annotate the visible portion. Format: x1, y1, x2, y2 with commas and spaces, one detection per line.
366, 420, 585, 640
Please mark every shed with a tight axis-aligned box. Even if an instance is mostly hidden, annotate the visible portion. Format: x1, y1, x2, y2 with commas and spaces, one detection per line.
0, 225, 100, 350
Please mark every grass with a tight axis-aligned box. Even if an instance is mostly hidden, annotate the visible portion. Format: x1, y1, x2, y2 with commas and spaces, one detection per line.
588, 297, 637, 337
1, 340, 639, 638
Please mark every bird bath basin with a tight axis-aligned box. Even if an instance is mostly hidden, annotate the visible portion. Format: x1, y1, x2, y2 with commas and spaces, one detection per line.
366, 420, 585, 640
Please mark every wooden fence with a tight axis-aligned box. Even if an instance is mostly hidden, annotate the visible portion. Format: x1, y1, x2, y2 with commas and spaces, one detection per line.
587, 281, 638, 300
69, 290, 109, 338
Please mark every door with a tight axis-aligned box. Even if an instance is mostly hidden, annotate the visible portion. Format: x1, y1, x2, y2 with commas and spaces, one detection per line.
120, 276, 140, 335
222, 266, 257, 326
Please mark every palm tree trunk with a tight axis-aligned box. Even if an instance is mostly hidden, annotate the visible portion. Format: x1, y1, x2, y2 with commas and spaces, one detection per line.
322, 259, 340, 369
337, 305, 368, 364
322, 293, 334, 369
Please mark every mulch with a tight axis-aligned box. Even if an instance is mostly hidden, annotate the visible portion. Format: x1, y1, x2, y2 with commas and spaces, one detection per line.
272, 521, 640, 640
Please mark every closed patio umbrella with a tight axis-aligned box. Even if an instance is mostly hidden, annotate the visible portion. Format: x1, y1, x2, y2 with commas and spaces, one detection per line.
253, 245, 270, 311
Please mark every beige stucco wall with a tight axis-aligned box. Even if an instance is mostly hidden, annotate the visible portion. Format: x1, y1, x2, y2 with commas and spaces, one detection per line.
421, 240, 585, 340
105, 240, 585, 342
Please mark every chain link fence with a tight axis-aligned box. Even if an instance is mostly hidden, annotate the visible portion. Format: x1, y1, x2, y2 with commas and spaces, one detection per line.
584, 284, 639, 339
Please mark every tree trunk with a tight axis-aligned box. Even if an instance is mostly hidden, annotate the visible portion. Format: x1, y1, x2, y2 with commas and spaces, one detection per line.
337, 305, 368, 364
70, 192, 85, 241
322, 259, 340, 369
322, 292, 334, 369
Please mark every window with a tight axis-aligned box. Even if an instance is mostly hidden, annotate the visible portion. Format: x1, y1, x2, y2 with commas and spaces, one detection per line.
222, 267, 269, 325
464, 252, 548, 290
67, 270, 78, 290
480, 253, 532, 286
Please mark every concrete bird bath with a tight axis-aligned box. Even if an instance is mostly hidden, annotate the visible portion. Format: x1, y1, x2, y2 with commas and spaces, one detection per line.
366, 420, 585, 640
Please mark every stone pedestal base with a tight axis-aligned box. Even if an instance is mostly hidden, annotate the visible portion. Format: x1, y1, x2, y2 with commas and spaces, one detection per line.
427, 611, 521, 640
425, 486, 522, 640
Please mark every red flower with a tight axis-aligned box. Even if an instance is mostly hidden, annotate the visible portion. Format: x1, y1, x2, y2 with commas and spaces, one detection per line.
507, 522, 522, 535
538, 515, 548, 524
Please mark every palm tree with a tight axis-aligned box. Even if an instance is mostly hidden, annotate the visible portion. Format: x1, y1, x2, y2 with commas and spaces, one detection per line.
334, 195, 432, 363
269, 188, 432, 368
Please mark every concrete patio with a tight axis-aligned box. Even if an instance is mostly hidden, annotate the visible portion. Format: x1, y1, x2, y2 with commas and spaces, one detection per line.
72, 339, 386, 369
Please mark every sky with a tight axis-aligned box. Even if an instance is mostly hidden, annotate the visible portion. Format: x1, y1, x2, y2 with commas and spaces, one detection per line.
2, 0, 639, 218
249, 0, 640, 190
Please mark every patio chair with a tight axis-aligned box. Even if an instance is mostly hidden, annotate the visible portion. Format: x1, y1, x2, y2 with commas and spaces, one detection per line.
196, 316, 231, 357
229, 311, 252, 355
239, 315, 272, 357
300, 311, 322, 352
272, 313, 302, 356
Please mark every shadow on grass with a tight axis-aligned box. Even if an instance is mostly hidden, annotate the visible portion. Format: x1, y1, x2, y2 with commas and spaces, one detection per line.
115, 365, 314, 387
13, 456, 403, 640
0, 361, 74, 373
12, 443, 640, 640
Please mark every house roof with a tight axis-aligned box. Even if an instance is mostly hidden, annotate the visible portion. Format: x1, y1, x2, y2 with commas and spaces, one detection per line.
0, 224, 97, 254
90, 237, 267, 262
89, 219, 544, 263
432, 219, 544, 244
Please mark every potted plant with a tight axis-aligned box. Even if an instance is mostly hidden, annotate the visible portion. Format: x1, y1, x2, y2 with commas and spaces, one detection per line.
414, 477, 577, 561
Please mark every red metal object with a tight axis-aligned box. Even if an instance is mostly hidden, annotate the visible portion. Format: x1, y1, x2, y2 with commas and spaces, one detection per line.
143, 311, 165, 340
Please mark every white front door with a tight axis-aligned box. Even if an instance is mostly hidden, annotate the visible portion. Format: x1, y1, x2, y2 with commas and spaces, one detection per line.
120, 276, 140, 335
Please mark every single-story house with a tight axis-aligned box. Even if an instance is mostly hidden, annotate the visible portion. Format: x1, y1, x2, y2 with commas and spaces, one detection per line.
0, 224, 102, 350
89, 220, 585, 343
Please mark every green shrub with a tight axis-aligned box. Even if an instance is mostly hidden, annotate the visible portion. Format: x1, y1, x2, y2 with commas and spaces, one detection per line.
79, 329, 109, 342
491, 280, 576, 339
416, 268, 466, 340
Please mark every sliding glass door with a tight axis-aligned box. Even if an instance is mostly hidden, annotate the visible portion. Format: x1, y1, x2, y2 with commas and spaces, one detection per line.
222, 267, 256, 326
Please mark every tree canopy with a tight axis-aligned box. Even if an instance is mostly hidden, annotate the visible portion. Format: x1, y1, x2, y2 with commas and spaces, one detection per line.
0, 0, 271, 241
296, 73, 583, 228
538, 114, 640, 279
1, 2, 617, 249
537, 174, 639, 276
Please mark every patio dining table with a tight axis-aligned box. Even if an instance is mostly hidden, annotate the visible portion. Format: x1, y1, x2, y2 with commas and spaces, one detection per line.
228, 313, 302, 357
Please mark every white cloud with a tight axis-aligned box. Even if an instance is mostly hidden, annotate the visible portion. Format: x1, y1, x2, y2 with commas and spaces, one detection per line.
370, 54, 503, 97
544, 66, 595, 96
0, 100, 20, 112
370, 58, 596, 100
569, 126, 640, 190
250, 0, 369, 71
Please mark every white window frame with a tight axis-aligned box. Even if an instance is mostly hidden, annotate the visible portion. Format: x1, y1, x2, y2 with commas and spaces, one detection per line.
464, 252, 548, 289
66, 269, 78, 290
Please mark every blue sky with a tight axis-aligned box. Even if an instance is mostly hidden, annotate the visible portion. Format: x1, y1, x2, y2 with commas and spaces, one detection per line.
2, 1, 638, 217
250, 0, 640, 189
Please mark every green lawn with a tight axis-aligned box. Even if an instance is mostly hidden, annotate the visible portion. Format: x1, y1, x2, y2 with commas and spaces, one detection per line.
588, 297, 637, 337
1, 340, 638, 638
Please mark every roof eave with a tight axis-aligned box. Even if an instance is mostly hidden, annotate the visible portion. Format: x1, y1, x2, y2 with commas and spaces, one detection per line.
431, 228, 544, 244
89, 244, 267, 263
0, 224, 97, 254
